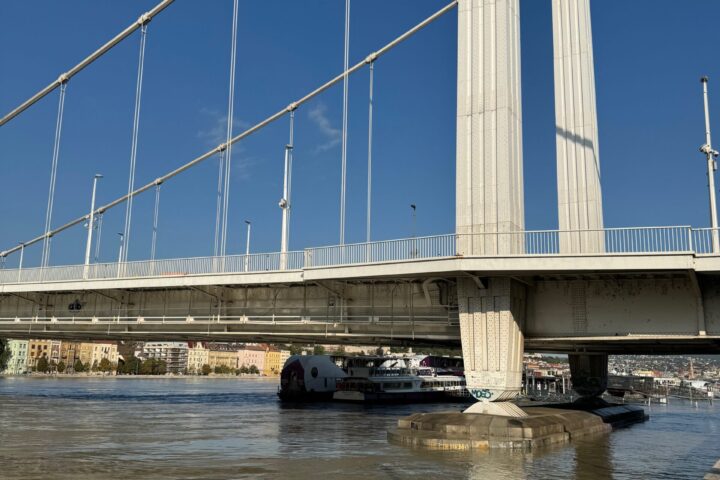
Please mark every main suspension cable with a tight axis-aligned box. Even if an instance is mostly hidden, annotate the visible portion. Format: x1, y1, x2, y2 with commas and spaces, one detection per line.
0, 1, 174, 128
121, 22, 149, 263
0, 0, 458, 260
40, 81, 68, 268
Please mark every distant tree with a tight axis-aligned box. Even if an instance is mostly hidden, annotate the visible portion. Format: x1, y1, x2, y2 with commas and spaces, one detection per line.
213, 366, 222, 374
91, 361, 99, 373
73, 359, 85, 373
313, 345, 325, 355
0, 340, 10, 371
83, 362, 91, 372
98, 358, 113, 373
201, 364, 211, 376
56, 361, 66, 373
119, 356, 141, 375
336, 345, 346, 355
375, 347, 385, 356
141, 358, 168, 375
289, 344, 303, 355
36, 357, 49, 373
249, 364, 259, 375
239, 365, 249, 374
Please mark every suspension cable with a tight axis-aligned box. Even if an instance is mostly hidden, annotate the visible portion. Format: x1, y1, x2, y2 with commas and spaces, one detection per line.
0, 1, 458, 260
219, 0, 240, 257
339, 0, 350, 246
94, 214, 103, 263
121, 22, 149, 263
0, 1, 173, 128
40, 80, 68, 268
284, 109, 296, 252
366, 60, 375, 243
151, 183, 161, 260
213, 153, 224, 256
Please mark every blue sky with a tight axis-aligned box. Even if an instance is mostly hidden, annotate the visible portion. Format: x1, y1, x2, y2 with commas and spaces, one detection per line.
1, 0, 719, 267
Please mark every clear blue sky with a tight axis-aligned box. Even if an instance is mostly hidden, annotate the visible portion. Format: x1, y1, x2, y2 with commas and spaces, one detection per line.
1, 0, 719, 267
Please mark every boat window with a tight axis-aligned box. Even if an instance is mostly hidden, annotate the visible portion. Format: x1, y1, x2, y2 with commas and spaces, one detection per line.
311, 367, 318, 378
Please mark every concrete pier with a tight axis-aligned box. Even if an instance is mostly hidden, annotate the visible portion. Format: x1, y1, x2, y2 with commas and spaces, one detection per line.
388, 402, 646, 451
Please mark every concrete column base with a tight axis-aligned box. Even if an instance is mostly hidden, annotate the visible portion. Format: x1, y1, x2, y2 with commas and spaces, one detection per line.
458, 277, 526, 402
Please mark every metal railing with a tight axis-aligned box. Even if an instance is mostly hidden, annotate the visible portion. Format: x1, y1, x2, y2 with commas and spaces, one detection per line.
0, 226, 716, 285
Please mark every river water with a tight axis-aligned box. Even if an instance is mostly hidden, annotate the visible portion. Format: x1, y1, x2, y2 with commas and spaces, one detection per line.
0, 377, 717, 479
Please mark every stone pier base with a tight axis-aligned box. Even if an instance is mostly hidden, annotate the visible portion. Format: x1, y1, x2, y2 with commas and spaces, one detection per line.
388, 404, 646, 451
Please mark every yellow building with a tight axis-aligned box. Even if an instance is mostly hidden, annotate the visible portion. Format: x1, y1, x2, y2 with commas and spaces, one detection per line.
60, 342, 82, 371
264, 347, 283, 376
28, 339, 51, 368
208, 346, 237, 371
78, 343, 95, 367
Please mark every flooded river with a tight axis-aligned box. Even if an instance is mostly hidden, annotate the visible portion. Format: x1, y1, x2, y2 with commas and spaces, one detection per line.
0, 377, 717, 479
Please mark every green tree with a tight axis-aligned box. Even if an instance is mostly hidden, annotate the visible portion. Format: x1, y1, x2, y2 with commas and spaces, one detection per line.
239, 365, 249, 374
288, 344, 303, 355
249, 364, 259, 375
56, 361, 66, 373
312, 345, 325, 355
83, 362, 91, 372
98, 358, 112, 373
91, 361, 99, 373
36, 356, 49, 373
0, 340, 10, 372
140, 358, 167, 375
73, 359, 85, 373
201, 364, 211, 376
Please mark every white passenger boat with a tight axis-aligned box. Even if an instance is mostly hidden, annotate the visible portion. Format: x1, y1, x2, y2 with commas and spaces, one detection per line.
278, 354, 469, 403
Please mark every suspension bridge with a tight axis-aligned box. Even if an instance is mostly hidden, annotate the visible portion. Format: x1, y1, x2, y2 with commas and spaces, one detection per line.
2, 0, 720, 404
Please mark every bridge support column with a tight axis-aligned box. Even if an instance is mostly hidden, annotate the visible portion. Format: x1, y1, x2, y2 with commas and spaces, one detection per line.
456, 0, 524, 256
458, 277, 526, 404
552, 0, 604, 253
569, 352, 608, 398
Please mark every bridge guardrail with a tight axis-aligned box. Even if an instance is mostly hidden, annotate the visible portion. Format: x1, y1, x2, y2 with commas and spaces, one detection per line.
0, 226, 712, 285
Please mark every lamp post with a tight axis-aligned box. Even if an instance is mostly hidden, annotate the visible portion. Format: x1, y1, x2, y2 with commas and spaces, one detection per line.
411, 204, 417, 258
244, 220, 251, 272
84, 174, 103, 267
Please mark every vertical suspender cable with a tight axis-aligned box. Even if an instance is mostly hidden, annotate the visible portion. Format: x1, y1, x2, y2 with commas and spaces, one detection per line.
94, 214, 103, 263
214, 152, 225, 257
287, 110, 295, 248
219, 0, 240, 257
41, 80, 68, 268
280, 110, 296, 266
366, 60, 374, 244
122, 21, 149, 263
151, 183, 161, 260
339, 0, 350, 245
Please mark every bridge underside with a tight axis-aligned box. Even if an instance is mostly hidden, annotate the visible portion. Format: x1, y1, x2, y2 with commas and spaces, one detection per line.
2, 255, 720, 354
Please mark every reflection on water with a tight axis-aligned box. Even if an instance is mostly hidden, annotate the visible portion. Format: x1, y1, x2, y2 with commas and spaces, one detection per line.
0, 377, 717, 479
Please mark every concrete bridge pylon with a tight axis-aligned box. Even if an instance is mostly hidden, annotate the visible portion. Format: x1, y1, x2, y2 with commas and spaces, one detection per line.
456, 0, 605, 404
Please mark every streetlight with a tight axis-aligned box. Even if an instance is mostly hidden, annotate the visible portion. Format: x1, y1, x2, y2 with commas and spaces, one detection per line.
410, 204, 417, 238
244, 220, 251, 272
84, 174, 103, 267
411, 204, 417, 258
